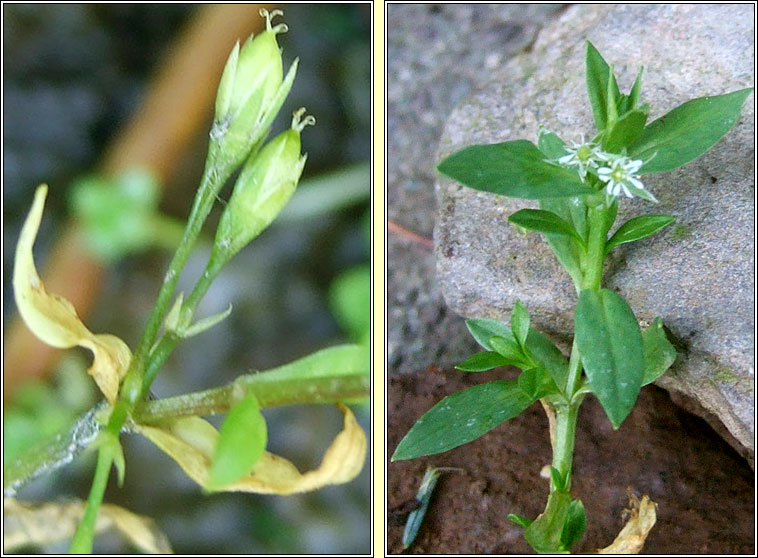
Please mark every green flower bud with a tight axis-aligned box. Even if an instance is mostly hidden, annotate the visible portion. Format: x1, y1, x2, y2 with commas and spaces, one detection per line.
213, 108, 315, 262
212, 9, 299, 169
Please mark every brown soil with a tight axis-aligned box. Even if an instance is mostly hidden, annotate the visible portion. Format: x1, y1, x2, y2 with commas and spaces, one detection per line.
388, 366, 755, 554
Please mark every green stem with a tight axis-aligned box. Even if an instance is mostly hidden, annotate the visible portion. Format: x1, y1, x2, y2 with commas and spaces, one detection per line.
580, 205, 608, 291
547, 201, 609, 496
133, 371, 370, 425
120, 148, 230, 408
68, 445, 114, 553
564, 337, 584, 400
550, 401, 580, 491
140, 252, 227, 399
73, 146, 233, 553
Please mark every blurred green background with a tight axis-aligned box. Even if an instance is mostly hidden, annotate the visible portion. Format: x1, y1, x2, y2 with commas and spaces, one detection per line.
3, 3, 370, 554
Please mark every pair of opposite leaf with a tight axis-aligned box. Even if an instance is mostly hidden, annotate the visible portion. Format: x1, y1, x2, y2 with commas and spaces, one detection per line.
12, 184, 366, 494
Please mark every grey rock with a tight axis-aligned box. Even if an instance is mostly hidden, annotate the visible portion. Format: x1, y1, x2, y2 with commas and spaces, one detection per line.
435, 4, 755, 455
387, 4, 564, 375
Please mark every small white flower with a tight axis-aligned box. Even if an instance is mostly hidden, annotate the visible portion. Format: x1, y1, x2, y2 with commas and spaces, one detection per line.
556, 136, 605, 179
597, 155, 657, 203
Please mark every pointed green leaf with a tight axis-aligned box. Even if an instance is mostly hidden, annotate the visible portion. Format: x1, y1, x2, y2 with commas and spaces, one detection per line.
560, 500, 587, 551
508, 513, 533, 529
549, 466, 565, 491
642, 318, 677, 386
537, 129, 568, 159
465, 319, 513, 351
525, 328, 569, 393
437, 140, 595, 199
629, 88, 753, 174
575, 289, 644, 429
182, 304, 233, 338
456, 351, 509, 372
606, 64, 619, 125
603, 109, 648, 152
208, 391, 267, 489
511, 299, 531, 347
509, 209, 585, 245
539, 197, 589, 286
237, 344, 369, 407
627, 66, 644, 110
586, 41, 620, 131
524, 490, 572, 554
517, 368, 541, 400
391, 380, 535, 460
606, 215, 675, 252
491, 335, 528, 366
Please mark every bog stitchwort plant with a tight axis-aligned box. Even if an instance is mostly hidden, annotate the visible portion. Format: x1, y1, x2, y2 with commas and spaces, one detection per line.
7, 10, 368, 553
393, 41, 751, 553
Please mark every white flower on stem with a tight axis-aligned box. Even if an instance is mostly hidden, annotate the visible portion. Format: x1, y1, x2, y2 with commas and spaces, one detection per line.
557, 137, 606, 180
597, 155, 657, 203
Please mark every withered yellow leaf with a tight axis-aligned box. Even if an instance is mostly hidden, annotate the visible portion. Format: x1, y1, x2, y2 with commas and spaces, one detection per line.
597, 491, 657, 554
137, 403, 366, 494
13, 185, 131, 403
3, 497, 172, 554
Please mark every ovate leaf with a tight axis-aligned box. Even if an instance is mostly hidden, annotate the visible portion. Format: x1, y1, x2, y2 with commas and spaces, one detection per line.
539, 197, 588, 286
629, 88, 753, 174
465, 319, 512, 351
391, 380, 534, 460
208, 391, 267, 489
606, 215, 675, 252
510, 299, 531, 347
642, 318, 677, 386
524, 490, 572, 554
575, 289, 644, 429
490, 335, 529, 366
509, 209, 584, 245
438, 140, 595, 199
603, 109, 648, 152
537, 129, 568, 159
525, 328, 569, 393
456, 351, 509, 372
517, 368, 541, 400
560, 499, 587, 552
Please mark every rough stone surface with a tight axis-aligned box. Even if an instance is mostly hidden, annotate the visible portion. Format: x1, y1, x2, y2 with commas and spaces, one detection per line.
387, 4, 565, 375
435, 4, 755, 455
